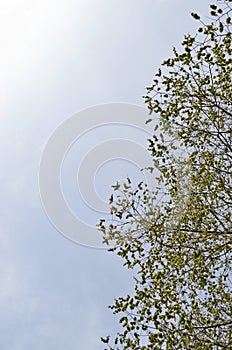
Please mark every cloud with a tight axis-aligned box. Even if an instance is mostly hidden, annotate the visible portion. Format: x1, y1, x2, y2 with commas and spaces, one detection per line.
0, 1, 213, 349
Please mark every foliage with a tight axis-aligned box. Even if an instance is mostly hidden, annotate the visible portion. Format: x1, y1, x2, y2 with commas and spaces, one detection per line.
100, 1, 232, 349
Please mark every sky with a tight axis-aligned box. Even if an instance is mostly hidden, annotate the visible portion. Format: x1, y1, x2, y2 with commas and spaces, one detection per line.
0, 0, 211, 349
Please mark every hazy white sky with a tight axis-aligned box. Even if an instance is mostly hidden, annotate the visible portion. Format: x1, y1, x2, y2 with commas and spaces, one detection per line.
0, 0, 211, 348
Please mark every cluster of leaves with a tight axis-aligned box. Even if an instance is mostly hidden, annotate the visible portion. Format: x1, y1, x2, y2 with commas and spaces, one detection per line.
100, 1, 232, 349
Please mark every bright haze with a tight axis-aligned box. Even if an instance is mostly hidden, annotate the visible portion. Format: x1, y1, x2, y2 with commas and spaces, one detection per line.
0, 1, 209, 349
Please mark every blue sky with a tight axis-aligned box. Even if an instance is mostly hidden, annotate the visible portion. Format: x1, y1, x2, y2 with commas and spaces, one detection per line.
0, 1, 211, 349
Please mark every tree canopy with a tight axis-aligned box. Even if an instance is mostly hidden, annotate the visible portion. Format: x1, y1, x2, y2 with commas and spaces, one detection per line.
100, 1, 232, 349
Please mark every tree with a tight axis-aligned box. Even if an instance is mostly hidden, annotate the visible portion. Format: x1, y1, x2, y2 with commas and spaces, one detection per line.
100, 1, 232, 349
